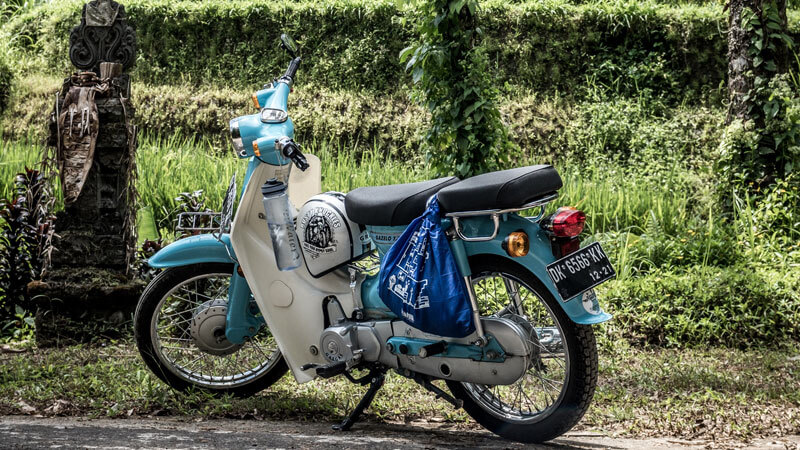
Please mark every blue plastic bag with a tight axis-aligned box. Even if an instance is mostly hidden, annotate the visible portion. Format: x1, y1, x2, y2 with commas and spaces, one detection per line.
378, 196, 475, 338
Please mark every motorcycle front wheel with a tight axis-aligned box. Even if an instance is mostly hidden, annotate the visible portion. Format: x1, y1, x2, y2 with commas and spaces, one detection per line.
446, 255, 598, 443
134, 262, 288, 397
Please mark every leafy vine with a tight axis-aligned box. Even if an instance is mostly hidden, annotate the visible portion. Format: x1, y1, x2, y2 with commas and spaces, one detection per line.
401, 0, 514, 177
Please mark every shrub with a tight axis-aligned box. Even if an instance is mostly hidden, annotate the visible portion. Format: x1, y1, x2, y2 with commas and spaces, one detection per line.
0, 50, 13, 115
601, 265, 800, 348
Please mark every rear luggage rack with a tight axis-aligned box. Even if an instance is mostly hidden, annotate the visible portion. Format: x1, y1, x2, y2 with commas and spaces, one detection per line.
444, 193, 558, 242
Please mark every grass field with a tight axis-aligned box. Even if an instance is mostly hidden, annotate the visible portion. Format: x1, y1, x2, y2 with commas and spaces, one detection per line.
1, 341, 797, 441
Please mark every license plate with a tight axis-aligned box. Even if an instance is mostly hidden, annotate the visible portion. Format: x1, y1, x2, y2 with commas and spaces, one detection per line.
546, 242, 616, 302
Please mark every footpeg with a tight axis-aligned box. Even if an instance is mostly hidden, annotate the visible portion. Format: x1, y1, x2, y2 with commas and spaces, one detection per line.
300, 361, 347, 378
418, 341, 447, 358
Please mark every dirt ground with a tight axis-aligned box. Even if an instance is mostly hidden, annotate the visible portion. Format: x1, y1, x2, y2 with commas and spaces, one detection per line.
1, 416, 799, 449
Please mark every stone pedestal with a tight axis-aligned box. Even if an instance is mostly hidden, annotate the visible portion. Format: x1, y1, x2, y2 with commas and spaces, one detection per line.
31, 0, 140, 346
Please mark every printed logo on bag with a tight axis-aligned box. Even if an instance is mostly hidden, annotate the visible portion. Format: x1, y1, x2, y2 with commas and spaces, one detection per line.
299, 207, 342, 259
386, 227, 433, 319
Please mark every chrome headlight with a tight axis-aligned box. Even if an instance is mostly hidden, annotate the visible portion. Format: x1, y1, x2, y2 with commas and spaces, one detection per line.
229, 118, 245, 156
260, 108, 288, 124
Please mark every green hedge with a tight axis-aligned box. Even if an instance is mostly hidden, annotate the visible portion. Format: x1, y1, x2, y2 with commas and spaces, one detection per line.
602, 266, 800, 348
7, 0, 798, 99
0, 74, 724, 160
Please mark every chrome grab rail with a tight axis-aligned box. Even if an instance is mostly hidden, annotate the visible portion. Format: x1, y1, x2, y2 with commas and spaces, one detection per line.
444, 193, 558, 242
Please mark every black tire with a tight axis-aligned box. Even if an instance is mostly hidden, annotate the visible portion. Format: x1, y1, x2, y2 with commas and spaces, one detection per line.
134, 262, 288, 397
446, 255, 598, 443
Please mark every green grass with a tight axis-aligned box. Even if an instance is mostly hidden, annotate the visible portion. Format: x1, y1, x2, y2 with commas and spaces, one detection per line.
135, 134, 427, 233
0, 341, 797, 441
4, 132, 800, 347
0, 137, 40, 201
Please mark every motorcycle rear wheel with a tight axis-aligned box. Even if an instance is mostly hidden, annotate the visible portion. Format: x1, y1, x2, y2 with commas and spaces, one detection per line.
446, 255, 598, 443
134, 262, 288, 397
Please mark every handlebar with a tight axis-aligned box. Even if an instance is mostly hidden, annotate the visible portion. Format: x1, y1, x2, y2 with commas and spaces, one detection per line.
283, 57, 302, 82
275, 137, 309, 171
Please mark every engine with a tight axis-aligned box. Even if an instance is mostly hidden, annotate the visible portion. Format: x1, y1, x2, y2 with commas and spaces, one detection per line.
312, 300, 535, 386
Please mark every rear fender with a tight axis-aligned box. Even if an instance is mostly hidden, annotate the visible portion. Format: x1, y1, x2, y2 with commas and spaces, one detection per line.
147, 234, 236, 268
456, 214, 611, 325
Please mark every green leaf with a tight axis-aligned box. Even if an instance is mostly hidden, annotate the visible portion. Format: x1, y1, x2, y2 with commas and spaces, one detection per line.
399, 45, 414, 62
412, 66, 424, 83
449, 0, 465, 14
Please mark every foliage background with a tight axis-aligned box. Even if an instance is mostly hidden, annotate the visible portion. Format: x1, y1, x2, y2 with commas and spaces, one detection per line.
1, 0, 800, 348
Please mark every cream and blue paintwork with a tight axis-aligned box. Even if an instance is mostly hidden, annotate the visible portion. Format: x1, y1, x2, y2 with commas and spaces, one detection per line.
146, 75, 610, 382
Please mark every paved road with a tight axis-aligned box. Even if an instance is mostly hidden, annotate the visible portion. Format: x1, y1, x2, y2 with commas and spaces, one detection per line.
1, 416, 799, 449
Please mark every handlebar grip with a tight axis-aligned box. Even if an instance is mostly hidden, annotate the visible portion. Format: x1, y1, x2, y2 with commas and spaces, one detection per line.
277, 137, 309, 171
293, 153, 309, 171
284, 57, 302, 81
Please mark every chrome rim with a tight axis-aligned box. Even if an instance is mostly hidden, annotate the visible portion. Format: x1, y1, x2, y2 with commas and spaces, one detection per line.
462, 271, 570, 423
150, 272, 282, 389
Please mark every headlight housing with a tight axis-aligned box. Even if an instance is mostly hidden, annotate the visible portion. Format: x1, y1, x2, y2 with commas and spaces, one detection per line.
229, 118, 245, 156
260, 108, 288, 124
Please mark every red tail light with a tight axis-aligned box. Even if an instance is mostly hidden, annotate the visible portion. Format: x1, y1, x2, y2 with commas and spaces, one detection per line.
546, 207, 586, 237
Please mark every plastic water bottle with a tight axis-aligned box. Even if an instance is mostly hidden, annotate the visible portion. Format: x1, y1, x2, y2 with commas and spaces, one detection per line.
261, 179, 303, 271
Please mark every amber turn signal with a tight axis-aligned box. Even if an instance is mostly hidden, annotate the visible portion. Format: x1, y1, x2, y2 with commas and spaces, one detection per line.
252, 141, 261, 157
503, 231, 529, 257
252, 94, 260, 109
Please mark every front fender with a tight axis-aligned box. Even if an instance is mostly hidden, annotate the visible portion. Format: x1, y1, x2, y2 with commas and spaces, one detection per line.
459, 214, 611, 325
148, 234, 236, 268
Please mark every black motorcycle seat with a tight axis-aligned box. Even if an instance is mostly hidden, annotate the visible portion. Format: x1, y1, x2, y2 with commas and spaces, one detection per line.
437, 165, 562, 213
345, 176, 460, 226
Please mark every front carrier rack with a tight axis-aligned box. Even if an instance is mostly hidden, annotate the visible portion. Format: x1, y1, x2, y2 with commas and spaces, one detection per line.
175, 211, 223, 234
175, 175, 238, 240
445, 193, 558, 242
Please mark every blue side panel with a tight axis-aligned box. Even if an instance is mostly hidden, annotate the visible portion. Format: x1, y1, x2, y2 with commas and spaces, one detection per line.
361, 274, 396, 319
458, 214, 612, 325
148, 234, 236, 268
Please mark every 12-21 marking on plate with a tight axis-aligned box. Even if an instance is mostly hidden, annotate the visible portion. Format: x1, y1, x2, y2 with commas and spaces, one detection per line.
546, 242, 616, 302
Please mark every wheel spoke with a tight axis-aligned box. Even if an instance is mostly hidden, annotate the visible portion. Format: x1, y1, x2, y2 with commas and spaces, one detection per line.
149, 271, 282, 389
461, 271, 570, 424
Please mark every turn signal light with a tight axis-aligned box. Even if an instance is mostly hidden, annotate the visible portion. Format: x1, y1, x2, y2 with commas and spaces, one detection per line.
252, 94, 260, 109
503, 231, 529, 257
252, 141, 261, 157
545, 207, 586, 237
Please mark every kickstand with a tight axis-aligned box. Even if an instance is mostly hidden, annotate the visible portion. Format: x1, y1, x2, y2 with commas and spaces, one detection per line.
332, 372, 386, 431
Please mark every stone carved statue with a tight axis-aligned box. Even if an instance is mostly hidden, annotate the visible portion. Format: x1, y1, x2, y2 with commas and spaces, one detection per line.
69, 0, 136, 73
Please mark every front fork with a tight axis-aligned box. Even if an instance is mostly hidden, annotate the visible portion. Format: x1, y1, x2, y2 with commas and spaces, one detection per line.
225, 264, 265, 344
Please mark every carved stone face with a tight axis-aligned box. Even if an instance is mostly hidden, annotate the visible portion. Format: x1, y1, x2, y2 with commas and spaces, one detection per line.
85, 0, 116, 27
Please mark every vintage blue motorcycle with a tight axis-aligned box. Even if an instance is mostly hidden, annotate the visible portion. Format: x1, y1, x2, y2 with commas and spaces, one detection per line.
134, 34, 615, 443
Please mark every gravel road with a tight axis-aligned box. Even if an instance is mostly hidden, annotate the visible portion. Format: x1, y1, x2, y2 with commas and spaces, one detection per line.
1, 416, 799, 449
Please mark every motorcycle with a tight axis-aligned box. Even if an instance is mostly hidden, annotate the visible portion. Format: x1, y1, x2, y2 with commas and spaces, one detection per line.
134, 34, 615, 443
